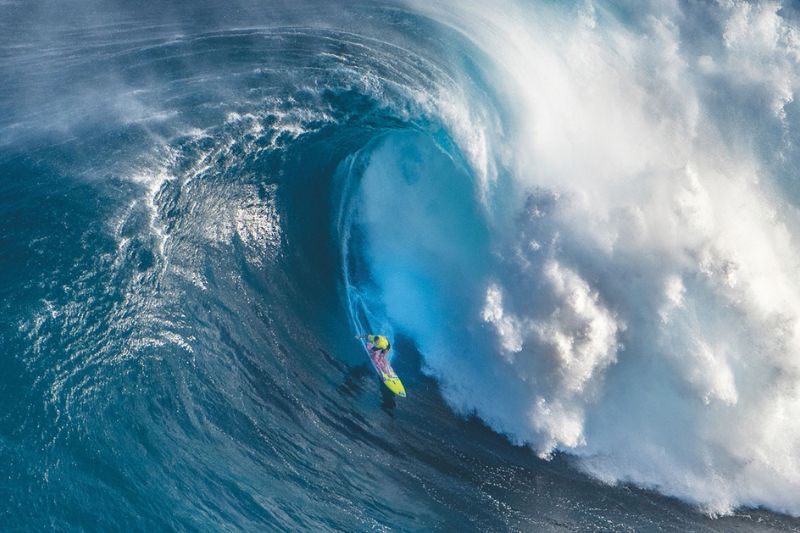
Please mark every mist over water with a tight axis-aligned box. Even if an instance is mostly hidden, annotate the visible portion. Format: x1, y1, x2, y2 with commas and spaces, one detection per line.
391, 0, 800, 516
3, 0, 800, 529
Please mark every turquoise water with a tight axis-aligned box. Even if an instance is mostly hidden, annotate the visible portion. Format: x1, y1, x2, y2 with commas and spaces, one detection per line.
2, 1, 800, 530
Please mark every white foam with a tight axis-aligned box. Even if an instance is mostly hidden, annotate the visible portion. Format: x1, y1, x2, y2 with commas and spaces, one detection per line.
127, 148, 178, 260
384, 0, 800, 516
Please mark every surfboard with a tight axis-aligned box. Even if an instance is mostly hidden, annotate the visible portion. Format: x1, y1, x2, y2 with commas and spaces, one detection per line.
364, 342, 406, 397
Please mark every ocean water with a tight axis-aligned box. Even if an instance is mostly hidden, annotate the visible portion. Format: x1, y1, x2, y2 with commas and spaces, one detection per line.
3, 0, 800, 530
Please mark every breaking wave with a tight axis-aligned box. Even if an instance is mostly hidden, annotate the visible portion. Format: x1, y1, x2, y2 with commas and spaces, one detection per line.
4, 0, 800, 527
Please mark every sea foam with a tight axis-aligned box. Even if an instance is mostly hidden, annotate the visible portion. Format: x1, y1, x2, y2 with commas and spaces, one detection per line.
358, 0, 800, 515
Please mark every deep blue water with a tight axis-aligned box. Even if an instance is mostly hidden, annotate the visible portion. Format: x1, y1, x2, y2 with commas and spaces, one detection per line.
3, 1, 800, 531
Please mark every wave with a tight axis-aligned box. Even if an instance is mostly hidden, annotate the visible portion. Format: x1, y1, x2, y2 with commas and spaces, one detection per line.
4, 0, 800, 525
340, 0, 800, 516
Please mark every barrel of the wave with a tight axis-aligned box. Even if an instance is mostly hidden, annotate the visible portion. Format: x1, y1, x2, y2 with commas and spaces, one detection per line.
356, 335, 406, 397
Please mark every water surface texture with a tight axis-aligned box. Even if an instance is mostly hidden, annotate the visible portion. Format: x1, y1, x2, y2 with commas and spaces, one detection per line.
3, 1, 800, 530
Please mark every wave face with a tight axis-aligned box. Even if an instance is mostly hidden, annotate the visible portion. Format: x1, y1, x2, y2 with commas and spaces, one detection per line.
3, 0, 800, 529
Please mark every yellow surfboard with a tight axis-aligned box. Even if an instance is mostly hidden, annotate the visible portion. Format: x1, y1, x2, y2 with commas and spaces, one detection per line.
381, 374, 406, 398
364, 342, 406, 398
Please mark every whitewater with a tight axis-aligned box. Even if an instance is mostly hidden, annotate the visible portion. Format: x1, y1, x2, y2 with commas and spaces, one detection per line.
2, 0, 800, 530
392, 0, 800, 516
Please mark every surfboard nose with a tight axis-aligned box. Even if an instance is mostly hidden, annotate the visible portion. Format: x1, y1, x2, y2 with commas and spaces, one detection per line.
383, 376, 407, 398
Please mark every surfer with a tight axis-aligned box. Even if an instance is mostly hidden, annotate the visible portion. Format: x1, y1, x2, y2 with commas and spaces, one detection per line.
355, 334, 391, 373
355, 334, 406, 397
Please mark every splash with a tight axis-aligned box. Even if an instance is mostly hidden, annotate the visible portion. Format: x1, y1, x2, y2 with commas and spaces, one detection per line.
349, 0, 800, 516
